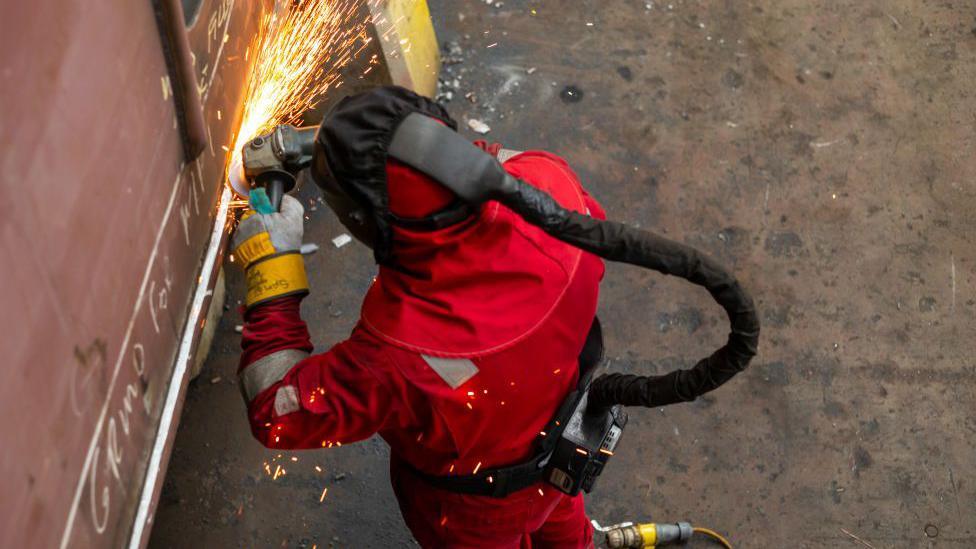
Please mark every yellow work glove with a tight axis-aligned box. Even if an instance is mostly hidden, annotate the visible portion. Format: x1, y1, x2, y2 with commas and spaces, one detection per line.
231, 192, 309, 308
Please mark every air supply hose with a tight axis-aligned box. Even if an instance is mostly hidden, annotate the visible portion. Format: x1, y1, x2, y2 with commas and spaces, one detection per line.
694, 526, 734, 549
496, 178, 760, 409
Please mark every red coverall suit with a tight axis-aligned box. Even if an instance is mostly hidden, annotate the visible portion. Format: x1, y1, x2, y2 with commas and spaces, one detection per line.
240, 151, 605, 548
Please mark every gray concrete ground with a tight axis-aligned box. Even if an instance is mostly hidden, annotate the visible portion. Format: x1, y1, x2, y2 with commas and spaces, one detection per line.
149, 1, 976, 547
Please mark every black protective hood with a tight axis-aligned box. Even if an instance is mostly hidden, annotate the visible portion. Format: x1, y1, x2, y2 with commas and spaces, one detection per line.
311, 85, 458, 265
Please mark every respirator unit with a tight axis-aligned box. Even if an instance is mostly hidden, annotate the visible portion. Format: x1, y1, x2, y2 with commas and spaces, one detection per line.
232, 86, 760, 498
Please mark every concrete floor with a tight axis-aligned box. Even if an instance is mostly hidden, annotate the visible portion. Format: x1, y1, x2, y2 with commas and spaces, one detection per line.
149, 1, 976, 547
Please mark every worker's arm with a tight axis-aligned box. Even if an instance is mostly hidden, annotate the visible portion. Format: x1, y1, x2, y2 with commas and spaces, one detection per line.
232, 193, 394, 449
239, 298, 395, 449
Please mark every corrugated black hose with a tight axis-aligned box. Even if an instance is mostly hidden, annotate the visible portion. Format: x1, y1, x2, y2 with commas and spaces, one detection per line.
497, 178, 760, 410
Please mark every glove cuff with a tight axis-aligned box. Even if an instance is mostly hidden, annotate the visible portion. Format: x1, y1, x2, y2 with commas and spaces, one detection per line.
245, 251, 309, 309
234, 230, 276, 270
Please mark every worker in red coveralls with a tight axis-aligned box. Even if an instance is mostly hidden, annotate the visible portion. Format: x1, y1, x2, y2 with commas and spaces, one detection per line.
231, 86, 604, 548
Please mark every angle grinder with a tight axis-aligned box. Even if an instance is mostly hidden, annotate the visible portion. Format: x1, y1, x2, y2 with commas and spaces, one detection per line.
228, 124, 318, 211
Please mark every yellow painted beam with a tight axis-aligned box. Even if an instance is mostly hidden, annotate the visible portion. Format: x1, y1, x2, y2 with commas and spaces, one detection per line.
371, 0, 440, 96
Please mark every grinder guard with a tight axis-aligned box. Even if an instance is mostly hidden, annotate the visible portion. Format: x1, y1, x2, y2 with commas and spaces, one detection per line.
233, 124, 317, 211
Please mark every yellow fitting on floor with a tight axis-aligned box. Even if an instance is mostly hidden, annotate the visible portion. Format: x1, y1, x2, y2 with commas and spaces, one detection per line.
639, 523, 657, 546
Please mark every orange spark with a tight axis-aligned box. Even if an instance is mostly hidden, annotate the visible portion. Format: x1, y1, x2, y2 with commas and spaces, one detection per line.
228, 0, 379, 189
473, 461, 482, 474
319, 487, 329, 502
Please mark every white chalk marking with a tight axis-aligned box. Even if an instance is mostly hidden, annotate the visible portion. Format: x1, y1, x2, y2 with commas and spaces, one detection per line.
201, 0, 236, 102
60, 160, 183, 549
128, 186, 232, 549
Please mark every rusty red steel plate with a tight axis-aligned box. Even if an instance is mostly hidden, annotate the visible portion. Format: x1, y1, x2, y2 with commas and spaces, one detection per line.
0, 0, 272, 547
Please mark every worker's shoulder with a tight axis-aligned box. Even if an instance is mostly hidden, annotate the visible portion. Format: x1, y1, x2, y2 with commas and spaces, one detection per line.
503, 150, 578, 183
503, 151, 588, 211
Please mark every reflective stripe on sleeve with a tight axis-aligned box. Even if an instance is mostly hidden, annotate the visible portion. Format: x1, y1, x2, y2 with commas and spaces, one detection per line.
274, 385, 301, 416
239, 349, 310, 402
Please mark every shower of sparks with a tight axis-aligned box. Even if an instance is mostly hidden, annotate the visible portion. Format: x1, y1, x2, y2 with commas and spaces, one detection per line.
228, 0, 380, 190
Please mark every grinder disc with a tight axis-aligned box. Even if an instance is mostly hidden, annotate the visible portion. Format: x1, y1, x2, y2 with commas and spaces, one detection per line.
227, 155, 249, 197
